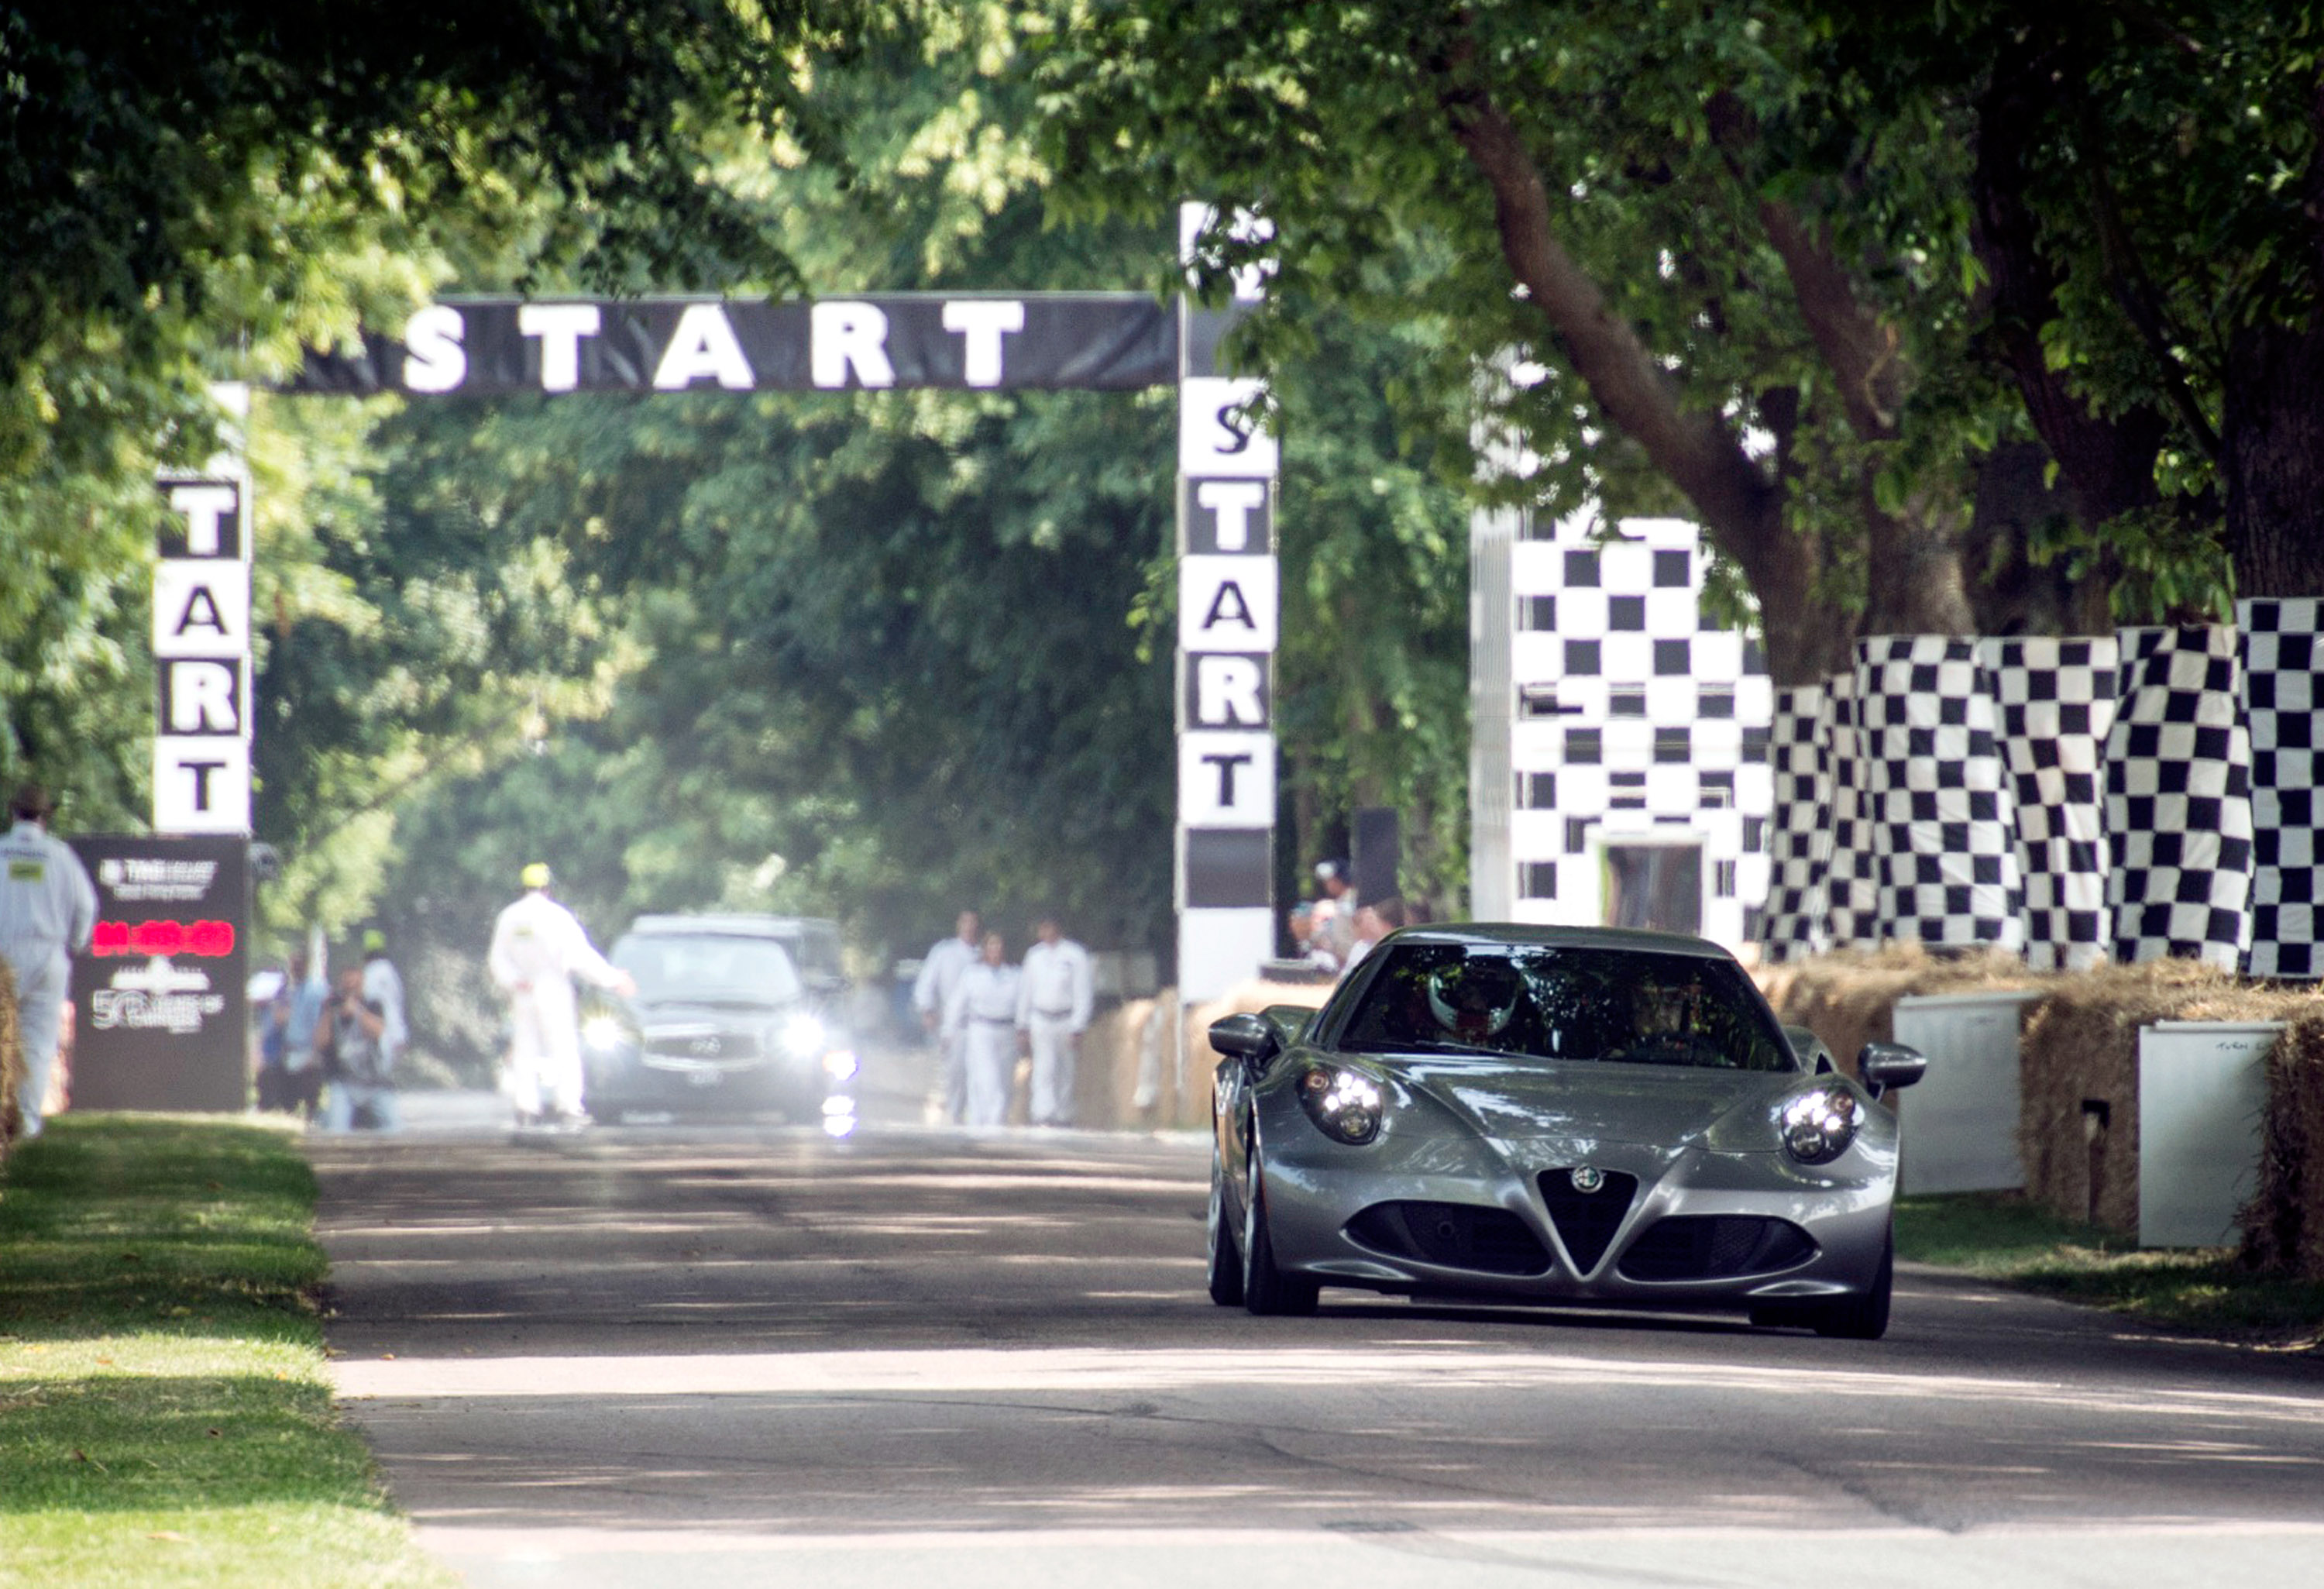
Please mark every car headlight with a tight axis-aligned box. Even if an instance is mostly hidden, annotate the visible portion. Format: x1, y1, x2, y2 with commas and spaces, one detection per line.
1781, 1087, 1861, 1164
782, 1013, 827, 1058
1298, 1064, 1384, 1145
581, 1013, 629, 1052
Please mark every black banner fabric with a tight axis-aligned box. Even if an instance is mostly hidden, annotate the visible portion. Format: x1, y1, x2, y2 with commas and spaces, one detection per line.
67, 835, 249, 1113
290, 294, 1178, 397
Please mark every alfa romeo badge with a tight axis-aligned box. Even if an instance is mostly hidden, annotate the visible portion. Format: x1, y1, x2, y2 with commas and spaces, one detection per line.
1571, 1164, 1606, 1194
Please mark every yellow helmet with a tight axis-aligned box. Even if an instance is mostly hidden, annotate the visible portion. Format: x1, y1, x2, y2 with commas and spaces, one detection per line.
521, 862, 552, 890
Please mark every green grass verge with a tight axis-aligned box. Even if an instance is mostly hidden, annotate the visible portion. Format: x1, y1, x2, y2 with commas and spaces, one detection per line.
1896, 1190, 2324, 1352
0, 1116, 454, 1587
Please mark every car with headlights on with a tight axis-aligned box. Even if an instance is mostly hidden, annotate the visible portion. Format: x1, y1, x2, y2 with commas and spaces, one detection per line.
1205, 924, 1924, 1337
580, 914, 859, 1131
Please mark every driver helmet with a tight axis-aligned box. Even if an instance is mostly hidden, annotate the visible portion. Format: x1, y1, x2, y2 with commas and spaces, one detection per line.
1631, 975, 1692, 1037
1425, 955, 1525, 1039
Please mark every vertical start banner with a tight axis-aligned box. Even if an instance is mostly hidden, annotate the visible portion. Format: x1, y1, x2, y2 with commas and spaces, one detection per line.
67, 834, 249, 1112
154, 475, 254, 834
1176, 204, 1278, 1001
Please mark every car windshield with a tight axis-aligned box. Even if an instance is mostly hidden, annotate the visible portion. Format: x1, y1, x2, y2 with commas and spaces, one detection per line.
614, 934, 803, 1003
1337, 942, 1794, 1072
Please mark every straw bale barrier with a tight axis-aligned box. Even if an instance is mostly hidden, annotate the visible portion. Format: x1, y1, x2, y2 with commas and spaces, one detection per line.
1762, 948, 2324, 1245
1085, 981, 1336, 1131
2014, 963, 2315, 1233
1756, 945, 2043, 1080
2246, 1016, 2324, 1280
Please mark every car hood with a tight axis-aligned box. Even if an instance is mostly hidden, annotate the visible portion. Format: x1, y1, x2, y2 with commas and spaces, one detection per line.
1375, 1052, 1796, 1149
632, 996, 793, 1024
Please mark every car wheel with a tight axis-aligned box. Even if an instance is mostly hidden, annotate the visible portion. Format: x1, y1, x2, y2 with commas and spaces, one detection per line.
1810, 1227, 1893, 1341
1241, 1148, 1319, 1317
1206, 1154, 1245, 1307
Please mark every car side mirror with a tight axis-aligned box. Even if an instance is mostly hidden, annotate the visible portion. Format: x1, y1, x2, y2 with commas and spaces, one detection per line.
1784, 1024, 1836, 1075
1209, 1012, 1282, 1073
1858, 1041, 1927, 1098
1260, 1003, 1315, 1045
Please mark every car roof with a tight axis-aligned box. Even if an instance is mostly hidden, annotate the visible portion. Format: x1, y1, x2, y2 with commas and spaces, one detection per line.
622, 913, 838, 940
1383, 923, 1739, 961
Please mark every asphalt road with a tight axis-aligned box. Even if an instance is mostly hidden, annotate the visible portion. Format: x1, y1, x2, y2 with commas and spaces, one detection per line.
310, 1049, 2324, 1588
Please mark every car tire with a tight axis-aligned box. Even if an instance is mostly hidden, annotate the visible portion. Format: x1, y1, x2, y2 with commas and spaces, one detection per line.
1810, 1228, 1893, 1341
1241, 1149, 1319, 1317
1206, 1154, 1245, 1307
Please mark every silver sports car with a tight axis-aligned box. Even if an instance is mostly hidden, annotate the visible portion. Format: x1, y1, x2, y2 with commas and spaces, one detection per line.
1206, 925, 1926, 1338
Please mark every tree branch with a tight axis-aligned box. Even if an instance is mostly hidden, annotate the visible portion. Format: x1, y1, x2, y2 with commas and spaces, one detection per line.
2077, 103, 2223, 460
1431, 75, 1779, 550
1706, 91, 1907, 442
1969, 43, 2180, 529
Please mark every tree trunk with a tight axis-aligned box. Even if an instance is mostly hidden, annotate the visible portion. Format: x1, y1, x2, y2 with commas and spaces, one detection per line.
1862, 483, 1975, 636
2223, 319, 2324, 598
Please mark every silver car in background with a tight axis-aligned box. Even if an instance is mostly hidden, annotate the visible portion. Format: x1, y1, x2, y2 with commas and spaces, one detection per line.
1206, 925, 1925, 1338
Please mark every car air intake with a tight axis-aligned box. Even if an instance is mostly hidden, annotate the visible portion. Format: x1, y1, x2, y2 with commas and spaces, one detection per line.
1344, 1201, 1552, 1276
1535, 1169, 1639, 1275
1616, 1216, 1817, 1281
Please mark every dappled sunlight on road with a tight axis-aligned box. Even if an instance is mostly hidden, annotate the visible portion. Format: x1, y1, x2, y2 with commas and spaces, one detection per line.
311, 1115, 2324, 1573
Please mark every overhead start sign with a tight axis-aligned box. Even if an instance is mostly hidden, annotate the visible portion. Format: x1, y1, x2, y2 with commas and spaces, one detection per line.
154, 476, 253, 834
294, 294, 1177, 397
283, 248, 1282, 1003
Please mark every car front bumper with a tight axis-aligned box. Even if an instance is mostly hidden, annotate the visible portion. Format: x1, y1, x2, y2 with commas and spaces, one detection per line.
1255, 1114, 1897, 1308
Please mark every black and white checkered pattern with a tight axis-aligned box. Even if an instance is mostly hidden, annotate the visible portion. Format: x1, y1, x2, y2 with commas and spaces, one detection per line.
1979, 637, 2118, 970
2239, 598, 2324, 979
1760, 683, 1831, 959
1821, 669, 1882, 948
2104, 624, 2254, 970
1851, 636, 2025, 951
1502, 514, 1772, 949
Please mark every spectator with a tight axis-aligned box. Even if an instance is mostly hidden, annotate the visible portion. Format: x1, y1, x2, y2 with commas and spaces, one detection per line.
1015, 913, 1092, 1127
944, 930, 1021, 1128
911, 909, 981, 1123
318, 964, 399, 1132
0, 782, 97, 1140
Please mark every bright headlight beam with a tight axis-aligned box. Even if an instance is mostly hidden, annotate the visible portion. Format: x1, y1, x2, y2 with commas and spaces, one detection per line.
782, 1013, 827, 1058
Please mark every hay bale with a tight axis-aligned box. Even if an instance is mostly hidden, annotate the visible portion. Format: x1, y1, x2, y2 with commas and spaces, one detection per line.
1758, 944, 2042, 1078
1080, 995, 1156, 1130
2018, 961, 2315, 1233
1162, 980, 1337, 1131
2245, 1013, 2324, 1278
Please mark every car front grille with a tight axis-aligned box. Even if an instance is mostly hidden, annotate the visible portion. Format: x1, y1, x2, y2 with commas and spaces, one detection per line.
1535, 1169, 1640, 1276
642, 1025, 763, 1068
1344, 1201, 1552, 1276
1615, 1216, 1817, 1281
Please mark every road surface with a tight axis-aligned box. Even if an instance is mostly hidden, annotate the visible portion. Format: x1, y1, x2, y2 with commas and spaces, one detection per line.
309, 1048, 2324, 1587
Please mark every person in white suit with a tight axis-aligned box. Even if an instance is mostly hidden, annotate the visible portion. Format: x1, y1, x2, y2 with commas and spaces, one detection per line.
0, 783, 95, 1140
943, 930, 1022, 1128
1015, 914, 1092, 1127
489, 863, 634, 1129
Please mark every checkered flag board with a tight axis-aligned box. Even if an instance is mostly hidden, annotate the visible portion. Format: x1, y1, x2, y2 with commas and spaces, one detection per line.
2239, 598, 2324, 979
1760, 683, 1832, 959
1851, 637, 2026, 951
1979, 637, 2118, 971
1822, 669, 1883, 948
2104, 624, 2254, 970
